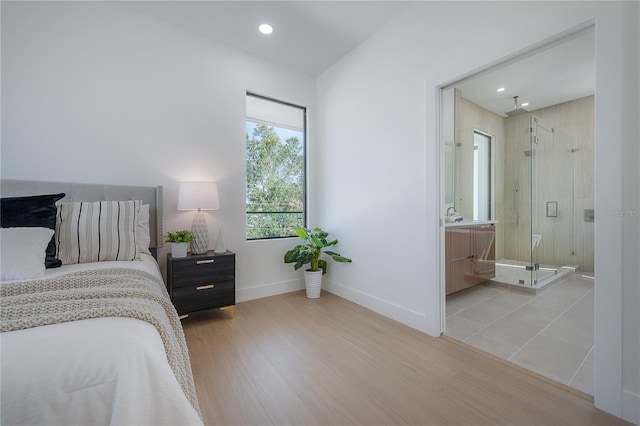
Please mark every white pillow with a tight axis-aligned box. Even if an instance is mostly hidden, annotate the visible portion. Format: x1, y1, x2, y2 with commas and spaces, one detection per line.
56, 200, 141, 265
1, 227, 55, 281
137, 203, 151, 255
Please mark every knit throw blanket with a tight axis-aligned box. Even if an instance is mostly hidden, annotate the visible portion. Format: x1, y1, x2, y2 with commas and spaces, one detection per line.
0, 267, 202, 419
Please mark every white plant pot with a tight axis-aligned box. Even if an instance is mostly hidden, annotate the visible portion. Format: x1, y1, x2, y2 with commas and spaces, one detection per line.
304, 269, 323, 298
171, 242, 189, 258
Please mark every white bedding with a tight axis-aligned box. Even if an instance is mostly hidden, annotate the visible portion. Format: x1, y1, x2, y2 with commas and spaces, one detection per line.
0, 254, 203, 426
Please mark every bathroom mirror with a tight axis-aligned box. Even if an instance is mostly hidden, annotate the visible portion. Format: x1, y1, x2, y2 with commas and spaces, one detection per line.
472, 130, 492, 220
444, 140, 455, 204
442, 87, 456, 206
444, 88, 494, 221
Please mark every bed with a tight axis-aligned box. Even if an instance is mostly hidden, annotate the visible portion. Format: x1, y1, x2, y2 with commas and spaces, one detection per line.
0, 180, 203, 425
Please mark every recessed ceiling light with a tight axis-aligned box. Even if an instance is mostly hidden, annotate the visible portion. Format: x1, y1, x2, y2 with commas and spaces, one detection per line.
259, 24, 273, 35
521, 102, 529, 107
497, 87, 505, 92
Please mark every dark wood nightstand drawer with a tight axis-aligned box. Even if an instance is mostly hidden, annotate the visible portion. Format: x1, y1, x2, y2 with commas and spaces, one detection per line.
172, 281, 235, 315
170, 258, 234, 288
167, 250, 236, 317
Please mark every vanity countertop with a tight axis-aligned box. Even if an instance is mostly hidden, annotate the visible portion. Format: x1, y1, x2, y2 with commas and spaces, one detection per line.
444, 220, 496, 228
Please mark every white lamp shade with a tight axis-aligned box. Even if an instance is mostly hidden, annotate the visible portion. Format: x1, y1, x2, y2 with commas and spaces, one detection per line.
178, 181, 220, 211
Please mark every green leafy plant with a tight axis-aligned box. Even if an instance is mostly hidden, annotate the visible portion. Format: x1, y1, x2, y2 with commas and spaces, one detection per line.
165, 230, 195, 243
284, 227, 352, 275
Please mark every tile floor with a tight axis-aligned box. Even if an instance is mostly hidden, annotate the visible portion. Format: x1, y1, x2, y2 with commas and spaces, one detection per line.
445, 273, 594, 395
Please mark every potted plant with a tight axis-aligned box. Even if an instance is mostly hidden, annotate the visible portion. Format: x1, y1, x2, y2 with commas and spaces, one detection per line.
165, 230, 195, 258
284, 227, 352, 298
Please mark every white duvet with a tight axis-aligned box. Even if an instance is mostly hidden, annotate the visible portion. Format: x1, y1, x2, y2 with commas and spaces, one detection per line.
0, 255, 203, 426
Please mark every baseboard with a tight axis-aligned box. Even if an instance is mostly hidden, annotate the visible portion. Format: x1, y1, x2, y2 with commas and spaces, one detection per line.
623, 389, 640, 425
323, 279, 429, 334
236, 279, 304, 302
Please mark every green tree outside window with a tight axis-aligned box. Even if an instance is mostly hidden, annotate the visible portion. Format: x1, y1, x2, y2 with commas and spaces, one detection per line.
246, 122, 305, 239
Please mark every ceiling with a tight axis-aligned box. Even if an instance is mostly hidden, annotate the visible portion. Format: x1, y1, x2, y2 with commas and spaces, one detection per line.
116, 1, 412, 76
116, 2, 594, 112
455, 29, 595, 116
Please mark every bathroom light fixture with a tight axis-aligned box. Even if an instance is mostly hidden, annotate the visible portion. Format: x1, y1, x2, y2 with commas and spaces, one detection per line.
178, 181, 220, 254
521, 102, 529, 107
497, 87, 505, 92
259, 24, 273, 35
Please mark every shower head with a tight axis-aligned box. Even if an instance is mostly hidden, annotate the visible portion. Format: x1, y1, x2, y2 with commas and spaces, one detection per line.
505, 95, 528, 117
506, 108, 529, 117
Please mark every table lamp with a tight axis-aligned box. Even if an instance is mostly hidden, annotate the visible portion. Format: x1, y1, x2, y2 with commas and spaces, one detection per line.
178, 181, 219, 255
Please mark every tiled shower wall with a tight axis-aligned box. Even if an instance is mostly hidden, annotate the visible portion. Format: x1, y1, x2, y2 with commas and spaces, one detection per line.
455, 94, 594, 272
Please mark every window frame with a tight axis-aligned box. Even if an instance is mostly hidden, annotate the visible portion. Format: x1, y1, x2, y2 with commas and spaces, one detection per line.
472, 129, 493, 221
245, 92, 307, 241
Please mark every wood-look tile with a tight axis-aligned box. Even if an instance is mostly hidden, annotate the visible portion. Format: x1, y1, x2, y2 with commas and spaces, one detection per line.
185, 289, 623, 425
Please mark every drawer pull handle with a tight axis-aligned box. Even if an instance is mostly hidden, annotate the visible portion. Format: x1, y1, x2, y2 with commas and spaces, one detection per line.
196, 259, 214, 265
196, 284, 215, 291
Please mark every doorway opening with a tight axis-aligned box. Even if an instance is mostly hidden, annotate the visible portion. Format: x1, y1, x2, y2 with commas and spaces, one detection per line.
439, 25, 595, 394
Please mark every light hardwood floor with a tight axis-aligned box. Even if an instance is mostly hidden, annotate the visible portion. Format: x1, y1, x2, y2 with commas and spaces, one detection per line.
182, 290, 629, 426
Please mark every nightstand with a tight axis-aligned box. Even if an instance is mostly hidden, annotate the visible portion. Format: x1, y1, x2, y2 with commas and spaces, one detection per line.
166, 250, 235, 319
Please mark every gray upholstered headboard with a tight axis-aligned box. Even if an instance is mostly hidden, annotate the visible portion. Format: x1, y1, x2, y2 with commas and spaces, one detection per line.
1, 180, 163, 250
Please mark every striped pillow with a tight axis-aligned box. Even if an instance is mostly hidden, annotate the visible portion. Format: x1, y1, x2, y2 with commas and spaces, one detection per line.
56, 200, 141, 264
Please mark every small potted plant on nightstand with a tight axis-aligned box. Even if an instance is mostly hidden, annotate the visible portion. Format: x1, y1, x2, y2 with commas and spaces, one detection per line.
284, 227, 352, 298
165, 230, 195, 258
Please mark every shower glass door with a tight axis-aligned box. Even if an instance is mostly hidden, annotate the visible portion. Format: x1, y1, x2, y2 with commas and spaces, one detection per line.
551, 129, 575, 270
531, 116, 574, 284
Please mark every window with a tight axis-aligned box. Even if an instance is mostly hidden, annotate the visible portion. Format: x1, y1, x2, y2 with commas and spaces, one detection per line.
473, 130, 492, 220
245, 93, 306, 240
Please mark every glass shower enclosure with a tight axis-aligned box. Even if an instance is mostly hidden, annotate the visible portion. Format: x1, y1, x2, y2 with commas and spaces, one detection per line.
501, 113, 575, 288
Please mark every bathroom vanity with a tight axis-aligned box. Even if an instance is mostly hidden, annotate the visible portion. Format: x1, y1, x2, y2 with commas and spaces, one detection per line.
445, 222, 496, 295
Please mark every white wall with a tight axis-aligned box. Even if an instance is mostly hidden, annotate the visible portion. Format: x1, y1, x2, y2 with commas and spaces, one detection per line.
316, 1, 639, 422
0, 1, 316, 300
620, 1, 640, 421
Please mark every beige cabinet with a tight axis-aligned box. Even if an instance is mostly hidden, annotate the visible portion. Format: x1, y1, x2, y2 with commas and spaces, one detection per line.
446, 227, 473, 295
446, 225, 495, 296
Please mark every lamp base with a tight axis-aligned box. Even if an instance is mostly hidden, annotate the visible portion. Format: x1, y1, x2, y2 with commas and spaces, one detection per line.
190, 212, 209, 254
